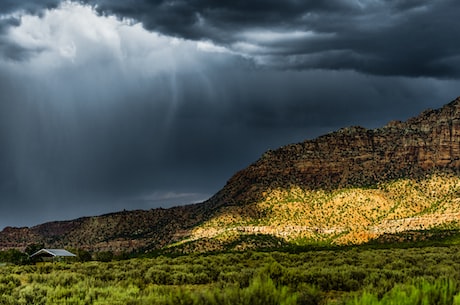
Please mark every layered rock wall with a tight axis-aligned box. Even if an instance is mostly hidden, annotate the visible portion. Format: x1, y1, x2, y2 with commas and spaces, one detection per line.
214, 97, 460, 205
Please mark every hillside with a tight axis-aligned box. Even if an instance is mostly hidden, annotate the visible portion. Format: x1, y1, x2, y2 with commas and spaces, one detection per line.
2, 97, 460, 253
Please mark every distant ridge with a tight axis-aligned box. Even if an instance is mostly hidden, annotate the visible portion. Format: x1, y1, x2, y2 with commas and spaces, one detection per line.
2, 96, 460, 253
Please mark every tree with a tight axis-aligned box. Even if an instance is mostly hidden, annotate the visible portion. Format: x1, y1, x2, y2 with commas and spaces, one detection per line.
95, 251, 114, 262
76, 249, 92, 262
26, 244, 45, 264
25, 243, 45, 256
0, 249, 29, 265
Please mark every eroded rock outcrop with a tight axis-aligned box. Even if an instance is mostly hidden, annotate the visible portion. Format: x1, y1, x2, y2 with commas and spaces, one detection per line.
209, 97, 460, 206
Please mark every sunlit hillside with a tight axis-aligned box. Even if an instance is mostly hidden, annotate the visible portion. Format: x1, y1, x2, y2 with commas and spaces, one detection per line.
173, 173, 460, 252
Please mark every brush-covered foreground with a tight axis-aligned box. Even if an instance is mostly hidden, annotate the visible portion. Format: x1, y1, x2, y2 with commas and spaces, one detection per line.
3, 242, 460, 304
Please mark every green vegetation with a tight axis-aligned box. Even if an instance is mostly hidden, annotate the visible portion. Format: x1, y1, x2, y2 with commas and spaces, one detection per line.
347, 278, 459, 305
3, 242, 460, 304
188, 173, 460, 248
0, 249, 28, 265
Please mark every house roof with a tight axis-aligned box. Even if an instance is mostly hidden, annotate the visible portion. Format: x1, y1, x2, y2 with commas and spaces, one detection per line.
30, 249, 77, 258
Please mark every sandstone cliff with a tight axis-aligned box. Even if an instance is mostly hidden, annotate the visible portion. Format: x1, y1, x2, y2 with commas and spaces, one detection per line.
208, 96, 460, 207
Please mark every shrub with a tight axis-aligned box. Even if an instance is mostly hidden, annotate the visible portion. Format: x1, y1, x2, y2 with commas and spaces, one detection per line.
0, 250, 28, 265
95, 251, 113, 262
76, 249, 92, 262
348, 278, 457, 305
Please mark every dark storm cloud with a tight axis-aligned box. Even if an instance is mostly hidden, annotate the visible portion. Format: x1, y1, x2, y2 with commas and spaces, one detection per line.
0, 0, 60, 15
76, 0, 460, 78
0, 0, 60, 33
1, 1, 459, 77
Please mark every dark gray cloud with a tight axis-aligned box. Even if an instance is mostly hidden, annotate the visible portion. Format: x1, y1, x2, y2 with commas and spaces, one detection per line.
1, 1, 459, 77
0, 2, 459, 228
74, 0, 460, 78
0, 0, 60, 15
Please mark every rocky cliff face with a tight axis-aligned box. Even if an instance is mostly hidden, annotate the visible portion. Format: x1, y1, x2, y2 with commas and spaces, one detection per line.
210, 97, 460, 207
2, 97, 460, 253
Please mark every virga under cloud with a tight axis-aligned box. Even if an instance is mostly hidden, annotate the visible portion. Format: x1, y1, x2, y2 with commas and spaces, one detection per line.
0, 1, 459, 227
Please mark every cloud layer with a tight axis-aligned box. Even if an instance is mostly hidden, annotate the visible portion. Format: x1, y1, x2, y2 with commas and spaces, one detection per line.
81, 0, 460, 77
2, 1, 460, 77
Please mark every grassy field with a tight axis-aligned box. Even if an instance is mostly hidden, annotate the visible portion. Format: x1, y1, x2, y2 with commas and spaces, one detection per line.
3, 238, 460, 304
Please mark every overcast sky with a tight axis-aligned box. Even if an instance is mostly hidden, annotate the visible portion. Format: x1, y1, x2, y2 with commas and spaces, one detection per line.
1, 0, 460, 228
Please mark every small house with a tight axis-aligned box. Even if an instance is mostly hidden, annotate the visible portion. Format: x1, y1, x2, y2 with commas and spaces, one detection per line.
30, 249, 77, 262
